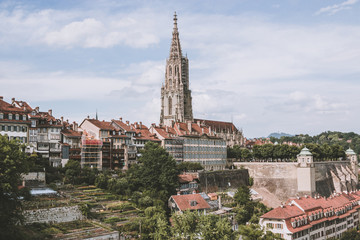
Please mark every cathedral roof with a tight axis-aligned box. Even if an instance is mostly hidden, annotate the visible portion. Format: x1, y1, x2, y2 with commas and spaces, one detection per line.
194, 118, 238, 133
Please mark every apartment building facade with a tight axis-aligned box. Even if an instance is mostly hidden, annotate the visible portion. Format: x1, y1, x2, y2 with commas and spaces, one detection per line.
259, 192, 360, 240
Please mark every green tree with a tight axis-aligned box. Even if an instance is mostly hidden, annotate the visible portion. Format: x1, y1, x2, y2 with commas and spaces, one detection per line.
95, 173, 109, 189
64, 159, 81, 184
172, 211, 199, 239
238, 224, 282, 240
340, 228, 360, 240
153, 216, 171, 240
240, 148, 252, 161
127, 142, 180, 204
234, 185, 251, 206
0, 135, 31, 239
177, 161, 203, 172
199, 214, 234, 240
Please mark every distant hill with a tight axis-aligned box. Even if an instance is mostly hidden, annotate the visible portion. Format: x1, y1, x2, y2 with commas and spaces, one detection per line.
268, 132, 293, 138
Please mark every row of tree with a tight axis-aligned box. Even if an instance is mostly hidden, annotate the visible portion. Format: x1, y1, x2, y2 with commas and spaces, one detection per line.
228, 143, 347, 162
270, 131, 360, 154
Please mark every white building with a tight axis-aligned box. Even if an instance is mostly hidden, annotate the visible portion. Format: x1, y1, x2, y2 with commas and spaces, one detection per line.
259, 192, 360, 239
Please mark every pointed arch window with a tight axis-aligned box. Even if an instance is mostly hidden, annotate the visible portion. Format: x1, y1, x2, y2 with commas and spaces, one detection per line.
169, 66, 172, 76
168, 97, 172, 115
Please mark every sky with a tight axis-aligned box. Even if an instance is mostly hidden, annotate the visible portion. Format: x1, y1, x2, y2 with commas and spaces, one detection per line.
1, 0, 360, 138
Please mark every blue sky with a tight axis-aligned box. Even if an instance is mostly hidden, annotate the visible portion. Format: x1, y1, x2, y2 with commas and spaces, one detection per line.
1, 0, 360, 138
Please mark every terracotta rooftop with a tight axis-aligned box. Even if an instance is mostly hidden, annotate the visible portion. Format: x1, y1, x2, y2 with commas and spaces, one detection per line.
86, 119, 115, 131
261, 191, 360, 233
261, 204, 304, 220
61, 128, 82, 138
0, 99, 27, 113
171, 194, 210, 211
112, 119, 134, 132
194, 118, 238, 132
178, 174, 198, 183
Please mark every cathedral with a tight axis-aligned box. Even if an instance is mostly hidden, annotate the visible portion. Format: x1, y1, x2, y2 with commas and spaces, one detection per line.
160, 12, 193, 127
160, 13, 244, 147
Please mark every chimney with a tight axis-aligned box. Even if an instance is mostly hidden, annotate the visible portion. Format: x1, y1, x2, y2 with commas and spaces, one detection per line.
48, 109, 52, 116
0, 96, 3, 100
209, 126, 212, 135
35, 106, 39, 113
197, 120, 200, 127
61, 116, 64, 124
119, 117, 123, 122
11, 97, 15, 103
126, 121, 129, 126
140, 122, 142, 129
73, 122, 78, 131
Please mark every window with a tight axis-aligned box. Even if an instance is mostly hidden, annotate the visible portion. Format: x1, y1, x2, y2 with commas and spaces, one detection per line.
0, 113, 3, 119
22, 115, 26, 120
8, 114, 12, 120
168, 97, 172, 115
15, 114, 19, 120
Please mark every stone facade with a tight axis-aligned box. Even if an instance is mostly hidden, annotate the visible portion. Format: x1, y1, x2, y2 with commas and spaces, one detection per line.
160, 12, 193, 127
23, 205, 84, 224
234, 148, 359, 202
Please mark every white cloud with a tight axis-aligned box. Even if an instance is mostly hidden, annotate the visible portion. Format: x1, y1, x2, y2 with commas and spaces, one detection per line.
0, 7, 165, 48
315, 0, 358, 15
1, 3, 360, 137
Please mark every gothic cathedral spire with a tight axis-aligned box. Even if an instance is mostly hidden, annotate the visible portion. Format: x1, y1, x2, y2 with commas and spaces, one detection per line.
160, 12, 193, 127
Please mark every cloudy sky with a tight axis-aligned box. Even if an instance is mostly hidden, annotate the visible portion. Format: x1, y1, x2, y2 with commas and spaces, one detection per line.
1, 0, 360, 138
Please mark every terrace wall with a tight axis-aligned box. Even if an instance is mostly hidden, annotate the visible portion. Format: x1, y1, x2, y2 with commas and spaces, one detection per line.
23, 205, 84, 224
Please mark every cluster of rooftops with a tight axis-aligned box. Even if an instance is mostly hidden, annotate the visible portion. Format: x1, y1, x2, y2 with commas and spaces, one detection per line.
261, 191, 360, 233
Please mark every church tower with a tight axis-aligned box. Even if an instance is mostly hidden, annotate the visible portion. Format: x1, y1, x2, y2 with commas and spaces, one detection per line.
160, 12, 193, 127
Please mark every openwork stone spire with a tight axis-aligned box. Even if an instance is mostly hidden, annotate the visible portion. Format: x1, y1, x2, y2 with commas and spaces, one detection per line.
169, 12, 182, 59
160, 12, 193, 127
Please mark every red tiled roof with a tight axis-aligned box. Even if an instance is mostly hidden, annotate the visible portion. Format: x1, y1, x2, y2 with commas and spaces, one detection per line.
178, 174, 198, 183
87, 119, 115, 131
261, 205, 304, 220
112, 119, 134, 132
61, 128, 82, 138
194, 118, 238, 132
171, 194, 210, 211
0, 99, 27, 113
132, 123, 160, 141
13, 100, 33, 112
262, 191, 360, 233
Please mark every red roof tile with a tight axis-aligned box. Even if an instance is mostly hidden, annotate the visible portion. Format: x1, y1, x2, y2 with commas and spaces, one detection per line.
61, 128, 82, 138
87, 119, 115, 130
171, 194, 210, 211
194, 118, 238, 132
112, 119, 134, 132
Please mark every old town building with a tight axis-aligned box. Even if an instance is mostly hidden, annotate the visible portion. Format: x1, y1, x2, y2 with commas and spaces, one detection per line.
0, 96, 30, 144
260, 191, 360, 240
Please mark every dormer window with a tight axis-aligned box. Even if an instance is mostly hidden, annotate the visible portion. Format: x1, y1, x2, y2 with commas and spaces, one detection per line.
15, 114, 19, 120
31, 111, 35, 116
0, 113, 3, 119
190, 200, 197, 206
8, 113, 12, 120
22, 115, 26, 120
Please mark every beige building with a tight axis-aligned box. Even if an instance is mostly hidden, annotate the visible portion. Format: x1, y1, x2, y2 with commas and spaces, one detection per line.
259, 192, 360, 240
